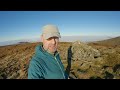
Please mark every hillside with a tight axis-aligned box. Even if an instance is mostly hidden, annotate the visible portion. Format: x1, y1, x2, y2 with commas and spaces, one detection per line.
94, 36, 120, 46
0, 39, 120, 79
0, 42, 71, 79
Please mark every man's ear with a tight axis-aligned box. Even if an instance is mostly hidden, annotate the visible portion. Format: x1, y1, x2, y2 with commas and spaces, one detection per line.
40, 35, 43, 42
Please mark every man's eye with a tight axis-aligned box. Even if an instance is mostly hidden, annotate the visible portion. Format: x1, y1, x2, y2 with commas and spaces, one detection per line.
48, 38, 52, 40
47, 37, 58, 40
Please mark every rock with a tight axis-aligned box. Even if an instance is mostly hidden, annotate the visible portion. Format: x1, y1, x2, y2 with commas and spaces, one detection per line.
71, 40, 101, 61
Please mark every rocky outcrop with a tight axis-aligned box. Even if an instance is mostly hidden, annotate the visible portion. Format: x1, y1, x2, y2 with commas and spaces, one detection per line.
66, 41, 120, 79
71, 40, 101, 61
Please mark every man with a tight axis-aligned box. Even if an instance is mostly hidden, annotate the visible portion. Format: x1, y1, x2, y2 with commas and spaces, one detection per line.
28, 24, 68, 79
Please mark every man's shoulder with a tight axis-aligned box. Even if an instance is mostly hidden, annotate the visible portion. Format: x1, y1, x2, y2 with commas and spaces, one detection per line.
30, 55, 41, 63
29, 56, 44, 70
35, 44, 42, 51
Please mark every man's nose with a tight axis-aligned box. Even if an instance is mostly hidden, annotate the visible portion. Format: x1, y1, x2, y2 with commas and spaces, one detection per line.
51, 38, 56, 44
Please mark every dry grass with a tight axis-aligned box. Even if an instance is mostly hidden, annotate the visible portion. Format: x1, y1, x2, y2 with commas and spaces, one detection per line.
0, 41, 120, 79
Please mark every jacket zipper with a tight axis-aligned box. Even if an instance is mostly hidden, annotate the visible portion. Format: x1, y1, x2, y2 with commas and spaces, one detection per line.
46, 50, 65, 79
54, 57, 65, 79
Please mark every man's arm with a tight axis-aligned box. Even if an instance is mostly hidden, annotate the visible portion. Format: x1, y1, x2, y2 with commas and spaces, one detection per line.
28, 59, 44, 79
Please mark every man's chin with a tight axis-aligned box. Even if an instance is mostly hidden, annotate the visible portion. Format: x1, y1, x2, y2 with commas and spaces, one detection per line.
51, 50, 56, 53
47, 49, 56, 54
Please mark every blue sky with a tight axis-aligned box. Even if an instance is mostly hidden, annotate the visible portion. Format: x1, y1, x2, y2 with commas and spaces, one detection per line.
0, 11, 120, 42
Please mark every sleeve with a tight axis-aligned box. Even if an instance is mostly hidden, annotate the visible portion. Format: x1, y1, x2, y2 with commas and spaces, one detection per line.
28, 58, 44, 79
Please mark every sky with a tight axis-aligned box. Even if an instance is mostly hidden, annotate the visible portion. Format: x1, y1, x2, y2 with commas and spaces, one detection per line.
0, 11, 120, 42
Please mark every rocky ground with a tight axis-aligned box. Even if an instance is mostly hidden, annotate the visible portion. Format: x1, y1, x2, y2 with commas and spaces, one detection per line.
0, 41, 120, 79
64, 41, 120, 79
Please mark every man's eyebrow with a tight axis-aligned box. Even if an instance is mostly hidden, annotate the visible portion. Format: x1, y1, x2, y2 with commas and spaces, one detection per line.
51, 37, 58, 38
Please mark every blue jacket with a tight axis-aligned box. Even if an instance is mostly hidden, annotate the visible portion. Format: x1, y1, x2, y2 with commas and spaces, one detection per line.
28, 44, 68, 79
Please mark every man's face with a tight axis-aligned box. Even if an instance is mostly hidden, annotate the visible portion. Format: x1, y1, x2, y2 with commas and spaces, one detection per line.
41, 35, 59, 54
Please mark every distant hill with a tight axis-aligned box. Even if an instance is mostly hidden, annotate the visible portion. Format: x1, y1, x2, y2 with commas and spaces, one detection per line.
0, 38, 40, 46
60, 36, 110, 42
94, 36, 120, 46
18, 42, 30, 44
0, 36, 118, 46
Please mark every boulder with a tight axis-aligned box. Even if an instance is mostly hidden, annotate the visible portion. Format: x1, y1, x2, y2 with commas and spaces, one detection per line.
71, 40, 101, 61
